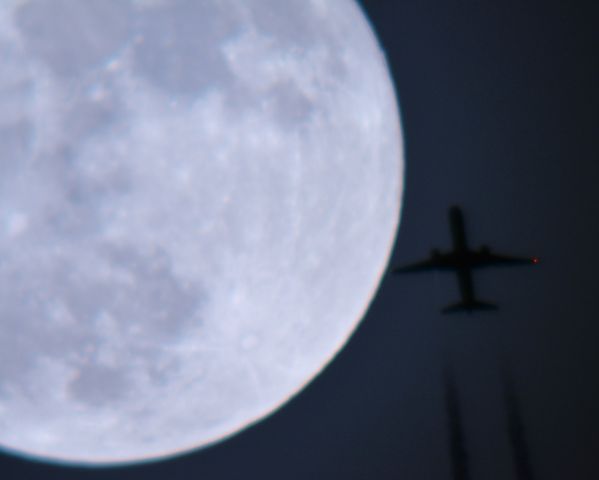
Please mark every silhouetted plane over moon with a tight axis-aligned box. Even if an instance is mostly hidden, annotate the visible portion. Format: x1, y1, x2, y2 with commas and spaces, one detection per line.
393, 206, 539, 313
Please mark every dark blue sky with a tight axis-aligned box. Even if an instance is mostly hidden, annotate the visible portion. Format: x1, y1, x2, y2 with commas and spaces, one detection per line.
2, 0, 598, 478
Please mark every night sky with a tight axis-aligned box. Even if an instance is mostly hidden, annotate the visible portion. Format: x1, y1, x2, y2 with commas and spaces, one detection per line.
2, 0, 598, 478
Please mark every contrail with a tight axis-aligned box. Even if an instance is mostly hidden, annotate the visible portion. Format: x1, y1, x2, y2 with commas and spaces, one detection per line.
444, 369, 471, 480
503, 370, 536, 480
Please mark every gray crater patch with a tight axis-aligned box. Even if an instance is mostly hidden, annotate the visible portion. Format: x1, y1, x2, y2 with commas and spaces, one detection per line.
15, 0, 133, 77
132, 0, 237, 94
0, 246, 205, 399
247, 1, 321, 48
97, 245, 204, 341
68, 364, 130, 407
0, 120, 32, 173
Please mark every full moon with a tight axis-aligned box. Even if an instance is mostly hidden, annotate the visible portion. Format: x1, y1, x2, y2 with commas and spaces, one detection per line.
0, 0, 402, 465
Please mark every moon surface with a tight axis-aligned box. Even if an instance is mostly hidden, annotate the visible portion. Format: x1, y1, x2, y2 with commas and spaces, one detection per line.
0, 0, 403, 465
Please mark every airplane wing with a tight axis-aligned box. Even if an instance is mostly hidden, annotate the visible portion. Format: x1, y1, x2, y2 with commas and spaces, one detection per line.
392, 257, 445, 273
474, 251, 539, 267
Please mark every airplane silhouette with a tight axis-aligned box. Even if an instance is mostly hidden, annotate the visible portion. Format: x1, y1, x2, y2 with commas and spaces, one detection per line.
393, 206, 539, 313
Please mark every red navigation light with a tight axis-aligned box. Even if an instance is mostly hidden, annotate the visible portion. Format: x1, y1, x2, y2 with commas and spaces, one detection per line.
531, 257, 540, 264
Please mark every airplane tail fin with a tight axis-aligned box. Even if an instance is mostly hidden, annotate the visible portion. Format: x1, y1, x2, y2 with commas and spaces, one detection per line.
442, 300, 498, 314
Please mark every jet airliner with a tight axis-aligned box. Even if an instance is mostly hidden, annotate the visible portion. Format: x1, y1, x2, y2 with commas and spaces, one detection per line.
393, 206, 538, 313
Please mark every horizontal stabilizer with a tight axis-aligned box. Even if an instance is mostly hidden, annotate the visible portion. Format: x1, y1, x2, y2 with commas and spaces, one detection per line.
442, 300, 498, 314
